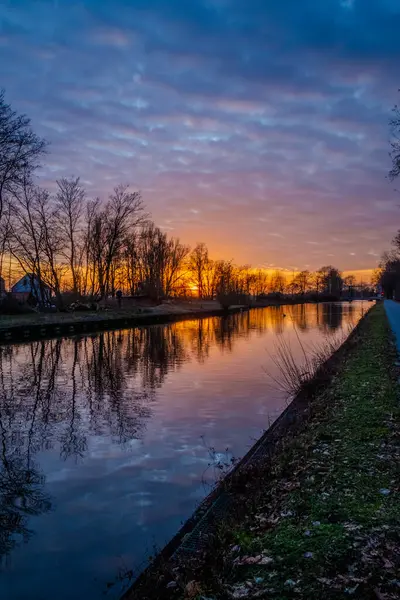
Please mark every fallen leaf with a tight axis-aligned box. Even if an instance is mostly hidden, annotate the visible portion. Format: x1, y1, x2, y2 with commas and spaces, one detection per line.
344, 584, 359, 595
185, 580, 201, 598
227, 584, 250, 599
259, 556, 274, 565
242, 555, 262, 565
383, 558, 394, 569
166, 581, 177, 589
280, 510, 294, 517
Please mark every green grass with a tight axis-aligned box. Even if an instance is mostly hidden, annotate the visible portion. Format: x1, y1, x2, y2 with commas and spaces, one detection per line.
220, 304, 400, 599
149, 304, 400, 600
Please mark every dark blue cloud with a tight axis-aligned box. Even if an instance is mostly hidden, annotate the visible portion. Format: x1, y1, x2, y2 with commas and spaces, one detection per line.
0, 0, 399, 271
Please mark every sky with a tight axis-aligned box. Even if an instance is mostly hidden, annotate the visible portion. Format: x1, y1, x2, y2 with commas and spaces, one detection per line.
1, 0, 400, 274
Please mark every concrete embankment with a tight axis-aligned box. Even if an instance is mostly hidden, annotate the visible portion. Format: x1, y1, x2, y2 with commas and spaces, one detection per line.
125, 303, 400, 600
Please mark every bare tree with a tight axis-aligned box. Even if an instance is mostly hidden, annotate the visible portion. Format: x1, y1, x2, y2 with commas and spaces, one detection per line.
35, 190, 66, 304
9, 181, 45, 302
164, 236, 190, 297
270, 270, 286, 294
292, 270, 311, 295
343, 274, 356, 296
0, 90, 47, 223
122, 224, 190, 299
123, 233, 139, 295
82, 198, 101, 297
137, 223, 169, 300
55, 177, 85, 295
83, 185, 145, 300
103, 185, 146, 298
253, 269, 269, 296
8, 181, 67, 305
317, 265, 343, 296
389, 99, 400, 181
312, 270, 324, 296
84, 200, 105, 298
0, 199, 12, 280
237, 265, 256, 296
214, 259, 234, 295
189, 242, 210, 298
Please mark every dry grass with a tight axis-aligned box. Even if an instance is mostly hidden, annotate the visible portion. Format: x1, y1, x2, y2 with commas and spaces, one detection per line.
267, 324, 354, 397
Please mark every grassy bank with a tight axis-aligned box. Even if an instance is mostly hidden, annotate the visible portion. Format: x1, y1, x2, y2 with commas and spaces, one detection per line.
131, 304, 400, 599
0, 300, 223, 329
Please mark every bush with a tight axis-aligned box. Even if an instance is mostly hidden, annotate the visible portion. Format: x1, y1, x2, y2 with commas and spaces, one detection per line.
69, 301, 99, 312
217, 292, 250, 309
317, 293, 341, 302
0, 294, 36, 315
266, 292, 285, 301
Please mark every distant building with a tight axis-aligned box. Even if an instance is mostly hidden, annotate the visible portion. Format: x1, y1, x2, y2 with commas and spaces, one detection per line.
0, 277, 5, 297
11, 274, 52, 305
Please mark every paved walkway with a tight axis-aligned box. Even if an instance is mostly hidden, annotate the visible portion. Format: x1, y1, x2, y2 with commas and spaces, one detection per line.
384, 300, 400, 350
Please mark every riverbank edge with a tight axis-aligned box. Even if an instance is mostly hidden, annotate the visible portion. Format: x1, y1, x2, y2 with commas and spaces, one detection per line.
0, 305, 249, 345
0, 299, 374, 345
123, 304, 377, 599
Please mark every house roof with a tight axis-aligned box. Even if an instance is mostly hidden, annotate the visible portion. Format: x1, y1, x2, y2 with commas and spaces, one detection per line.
11, 274, 51, 294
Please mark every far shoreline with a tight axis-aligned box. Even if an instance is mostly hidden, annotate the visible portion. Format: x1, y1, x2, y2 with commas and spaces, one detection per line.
0, 297, 372, 345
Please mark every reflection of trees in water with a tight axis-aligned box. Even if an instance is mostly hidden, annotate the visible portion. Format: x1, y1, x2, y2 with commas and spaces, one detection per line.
127, 326, 188, 390
0, 301, 358, 561
176, 310, 276, 357
150, 303, 354, 364
284, 303, 347, 333
0, 348, 52, 563
80, 327, 188, 444
82, 332, 150, 444
347, 303, 356, 323
0, 450, 51, 562
0, 326, 187, 562
180, 319, 215, 363
315, 302, 344, 332
288, 304, 308, 331
214, 314, 248, 352
59, 341, 87, 461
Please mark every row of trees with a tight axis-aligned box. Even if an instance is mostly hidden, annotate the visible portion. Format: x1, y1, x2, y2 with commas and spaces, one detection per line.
1, 177, 193, 303
376, 231, 400, 298
0, 90, 191, 303
188, 250, 354, 300
0, 170, 353, 302
0, 90, 369, 306
0, 175, 360, 303
377, 95, 400, 297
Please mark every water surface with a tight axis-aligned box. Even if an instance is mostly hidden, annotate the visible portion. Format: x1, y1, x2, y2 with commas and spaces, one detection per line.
0, 302, 367, 599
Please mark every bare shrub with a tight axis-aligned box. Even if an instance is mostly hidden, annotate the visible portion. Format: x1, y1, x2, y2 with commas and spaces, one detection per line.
267, 324, 354, 398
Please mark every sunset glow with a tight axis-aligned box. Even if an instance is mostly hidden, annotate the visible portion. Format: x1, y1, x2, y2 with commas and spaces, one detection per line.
1, 1, 399, 272
1, 3, 399, 597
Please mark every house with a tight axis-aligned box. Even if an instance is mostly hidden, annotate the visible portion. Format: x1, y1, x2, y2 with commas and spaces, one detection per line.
11, 274, 52, 306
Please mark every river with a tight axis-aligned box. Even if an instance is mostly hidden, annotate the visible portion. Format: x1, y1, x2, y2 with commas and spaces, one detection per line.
0, 301, 367, 599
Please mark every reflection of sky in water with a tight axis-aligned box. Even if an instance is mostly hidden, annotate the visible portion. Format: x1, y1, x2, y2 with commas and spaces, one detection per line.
0, 302, 367, 600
